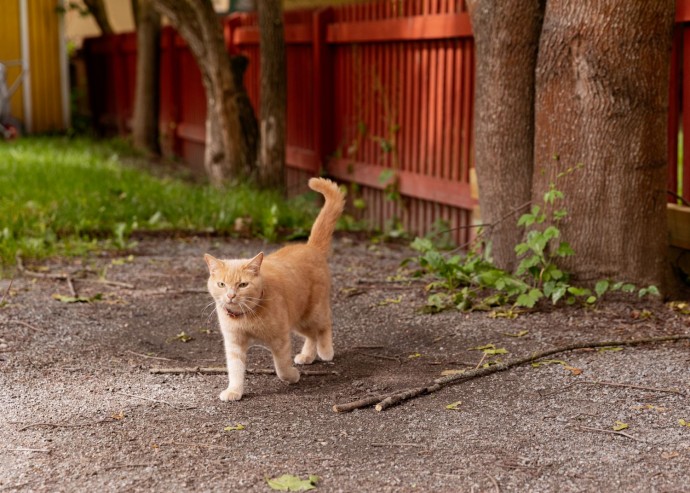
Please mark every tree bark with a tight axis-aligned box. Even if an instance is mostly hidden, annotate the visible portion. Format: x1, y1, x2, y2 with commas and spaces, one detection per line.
533, 1, 675, 287
257, 0, 287, 193
467, 0, 545, 271
151, 0, 258, 184
132, 0, 161, 155
83, 0, 115, 35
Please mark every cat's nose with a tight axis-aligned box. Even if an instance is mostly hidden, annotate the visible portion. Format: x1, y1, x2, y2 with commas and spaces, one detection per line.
226, 292, 235, 301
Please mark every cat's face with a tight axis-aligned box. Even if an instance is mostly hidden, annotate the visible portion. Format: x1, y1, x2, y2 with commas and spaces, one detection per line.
204, 253, 264, 318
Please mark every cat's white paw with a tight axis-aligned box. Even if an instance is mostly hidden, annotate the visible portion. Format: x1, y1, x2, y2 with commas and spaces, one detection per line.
294, 353, 316, 365
317, 347, 334, 362
279, 367, 300, 384
219, 388, 243, 401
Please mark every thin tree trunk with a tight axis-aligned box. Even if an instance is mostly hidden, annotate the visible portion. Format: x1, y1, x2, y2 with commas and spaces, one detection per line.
257, 0, 287, 193
132, 0, 161, 155
533, 1, 674, 287
467, 0, 545, 271
151, 0, 258, 184
84, 0, 115, 35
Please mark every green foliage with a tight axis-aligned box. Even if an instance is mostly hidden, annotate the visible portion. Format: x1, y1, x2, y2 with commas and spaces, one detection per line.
406, 182, 660, 313
0, 137, 319, 272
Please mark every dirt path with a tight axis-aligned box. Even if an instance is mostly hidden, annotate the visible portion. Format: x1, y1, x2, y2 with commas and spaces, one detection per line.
1, 236, 689, 492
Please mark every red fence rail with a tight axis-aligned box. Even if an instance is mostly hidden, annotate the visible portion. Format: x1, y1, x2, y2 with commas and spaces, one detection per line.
82, 0, 689, 244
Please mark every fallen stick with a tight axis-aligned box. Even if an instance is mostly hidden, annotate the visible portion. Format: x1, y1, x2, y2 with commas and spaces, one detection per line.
540, 379, 683, 398
114, 391, 196, 410
126, 350, 175, 361
0, 278, 13, 306
6, 447, 51, 453
333, 334, 690, 413
572, 425, 643, 442
15, 418, 115, 432
149, 366, 339, 376
15, 255, 135, 289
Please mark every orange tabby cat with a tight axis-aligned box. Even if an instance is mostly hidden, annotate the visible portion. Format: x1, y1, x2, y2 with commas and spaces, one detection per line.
204, 178, 345, 401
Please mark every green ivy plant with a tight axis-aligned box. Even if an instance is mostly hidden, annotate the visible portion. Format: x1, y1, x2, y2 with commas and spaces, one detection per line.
405, 182, 659, 313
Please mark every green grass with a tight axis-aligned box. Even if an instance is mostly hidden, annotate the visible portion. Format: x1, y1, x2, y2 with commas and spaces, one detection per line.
0, 137, 319, 271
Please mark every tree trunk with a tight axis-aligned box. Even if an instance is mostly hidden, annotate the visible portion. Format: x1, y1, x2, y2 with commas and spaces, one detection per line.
83, 0, 115, 35
151, 0, 258, 185
467, 0, 545, 271
533, 1, 675, 287
132, 0, 161, 155
257, 0, 287, 193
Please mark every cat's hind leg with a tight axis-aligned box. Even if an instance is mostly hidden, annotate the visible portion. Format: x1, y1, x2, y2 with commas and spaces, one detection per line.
294, 336, 317, 365
316, 325, 334, 362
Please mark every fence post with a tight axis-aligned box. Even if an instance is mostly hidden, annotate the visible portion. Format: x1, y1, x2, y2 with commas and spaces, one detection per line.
111, 35, 128, 134
312, 7, 334, 176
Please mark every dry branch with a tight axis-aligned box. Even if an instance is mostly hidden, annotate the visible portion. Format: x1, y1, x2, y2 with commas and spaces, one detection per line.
149, 366, 339, 376
15, 418, 115, 432
114, 391, 197, 410
333, 334, 690, 413
571, 425, 642, 442
0, 278, 13, 306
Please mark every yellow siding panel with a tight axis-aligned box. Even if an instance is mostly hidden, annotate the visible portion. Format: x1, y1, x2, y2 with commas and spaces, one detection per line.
29, 0, 64, 132
0, 0, 25, 123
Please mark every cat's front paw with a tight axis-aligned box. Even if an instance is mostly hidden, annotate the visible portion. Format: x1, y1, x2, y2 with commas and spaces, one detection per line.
279, 367, 300, 384
219, 388, 243, 401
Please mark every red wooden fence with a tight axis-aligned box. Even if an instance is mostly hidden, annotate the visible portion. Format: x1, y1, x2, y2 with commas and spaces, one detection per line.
82, 0, 690, 244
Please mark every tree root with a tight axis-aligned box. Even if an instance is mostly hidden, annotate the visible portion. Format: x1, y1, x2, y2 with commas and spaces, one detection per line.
333, 334, 690, 413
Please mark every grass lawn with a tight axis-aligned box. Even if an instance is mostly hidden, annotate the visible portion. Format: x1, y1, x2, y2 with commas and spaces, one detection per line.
0, 137, 319, 272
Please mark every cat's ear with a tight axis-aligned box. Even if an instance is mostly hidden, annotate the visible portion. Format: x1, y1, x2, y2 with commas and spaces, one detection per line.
204, 254, 222, 274
244, 252, 264, 275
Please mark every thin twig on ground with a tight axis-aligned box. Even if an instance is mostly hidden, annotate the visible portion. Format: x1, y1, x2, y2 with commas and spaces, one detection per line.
6, 447, 52, 453
159, 441, 231, 450
571, 425, 643, 442
1, 278, 14, 306
15, 418, 115, 432
485, 473, 501, 493
102, 463, 158, 470
540, 380, 684, 399
353, 345, 386, 350
91, 279, 135, 289
114, 391, 197, 410
66, 276, 77, 297
357, 352, 400, 362
333, 334, 690, 413
15, 254, 135, 289
15, 320, 43, 332
370, 442, 427, 448
126, 350, 175, 361
149, 367, 339, 376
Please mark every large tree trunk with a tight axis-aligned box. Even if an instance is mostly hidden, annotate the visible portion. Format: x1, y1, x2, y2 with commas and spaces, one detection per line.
533, 1, 675, 287
257, 0, 287, 193
467, 0, 545, 271
152, 0, 258, 185
132, 0, 161, 155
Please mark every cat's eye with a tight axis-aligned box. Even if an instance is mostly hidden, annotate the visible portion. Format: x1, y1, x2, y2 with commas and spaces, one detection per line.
238, 282, 248, 288
217, 281, 225, 288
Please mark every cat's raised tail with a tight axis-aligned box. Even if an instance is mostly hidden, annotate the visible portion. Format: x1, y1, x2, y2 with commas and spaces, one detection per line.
307, 177, 346, 256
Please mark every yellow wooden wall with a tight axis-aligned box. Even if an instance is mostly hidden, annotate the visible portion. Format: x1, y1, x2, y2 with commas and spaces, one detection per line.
28, 0, 65, 132
0, 0, 65, 133
0, 0, 25, 123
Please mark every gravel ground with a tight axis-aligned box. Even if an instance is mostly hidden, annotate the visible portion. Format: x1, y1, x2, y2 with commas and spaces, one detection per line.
1, 235, 689, 492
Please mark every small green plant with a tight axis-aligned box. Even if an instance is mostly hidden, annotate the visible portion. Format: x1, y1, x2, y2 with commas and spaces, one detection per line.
405, 181, 659, 313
